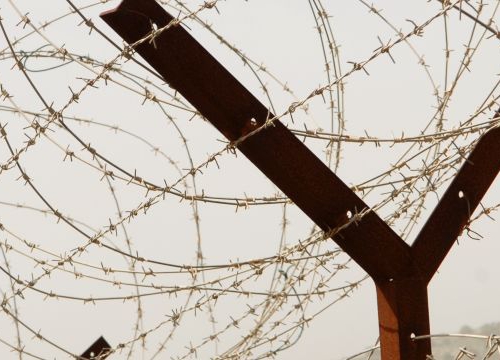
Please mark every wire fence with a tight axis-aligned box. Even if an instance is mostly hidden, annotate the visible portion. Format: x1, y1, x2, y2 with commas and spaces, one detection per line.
0, 0, 499, 358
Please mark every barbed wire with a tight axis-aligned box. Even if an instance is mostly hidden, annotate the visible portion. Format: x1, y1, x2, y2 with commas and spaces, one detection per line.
0, 0, 499, 359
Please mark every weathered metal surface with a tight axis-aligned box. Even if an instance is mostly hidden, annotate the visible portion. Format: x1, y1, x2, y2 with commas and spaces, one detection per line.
80, 336, 110, 359
412, 126, 500, 282
376, 279, 431, 360
100, 2, 500, 359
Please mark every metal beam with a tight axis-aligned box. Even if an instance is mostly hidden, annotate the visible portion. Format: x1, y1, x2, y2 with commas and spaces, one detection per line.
99, 1, 500, 359
100, 0, 413, 281
412, 126, 500, 283
376, 278, 430, 360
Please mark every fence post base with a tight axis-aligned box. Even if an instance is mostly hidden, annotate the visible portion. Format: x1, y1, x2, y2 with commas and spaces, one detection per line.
376, 278, 431, 360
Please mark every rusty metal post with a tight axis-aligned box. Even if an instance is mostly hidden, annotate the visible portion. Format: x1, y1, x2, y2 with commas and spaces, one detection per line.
376, 278, 430, 360
375, 125, 500, 360
99, 1, 500, 358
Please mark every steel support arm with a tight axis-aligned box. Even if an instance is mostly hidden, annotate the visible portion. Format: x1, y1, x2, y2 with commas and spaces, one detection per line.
100, 0, 413, 281
100, 2, 500, 359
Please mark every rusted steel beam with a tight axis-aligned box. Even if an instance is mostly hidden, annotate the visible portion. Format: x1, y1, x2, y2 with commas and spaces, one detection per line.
374, 125, 500, 360
100, 0, 412, 281
374, 122, 500, 360
100, 2, 500, 359
376, 279, 430, 360
412, 126, 500, 283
